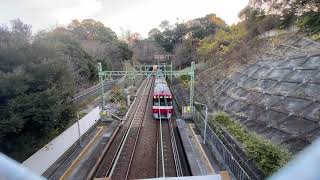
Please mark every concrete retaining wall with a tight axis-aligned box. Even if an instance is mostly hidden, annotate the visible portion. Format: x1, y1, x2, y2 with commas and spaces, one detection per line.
22, 107, 100, 175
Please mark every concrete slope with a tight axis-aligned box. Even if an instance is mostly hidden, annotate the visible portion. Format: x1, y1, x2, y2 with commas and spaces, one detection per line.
210, 36, 320, 153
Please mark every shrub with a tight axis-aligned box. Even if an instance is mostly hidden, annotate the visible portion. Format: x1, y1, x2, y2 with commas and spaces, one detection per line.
197, 23, 247, 62
109, 85, 126, 103
297, 11, 320, 35
310, 32, 320, 41
179, 75, 190, 89
211, 112, 292, 175
180, 75, 190, 82
117, 102, 128, 115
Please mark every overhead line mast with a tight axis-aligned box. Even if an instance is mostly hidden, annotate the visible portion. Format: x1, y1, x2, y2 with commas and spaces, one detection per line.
97, 61, 195, 116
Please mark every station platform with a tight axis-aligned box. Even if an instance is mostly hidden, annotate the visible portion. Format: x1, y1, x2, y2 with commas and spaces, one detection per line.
176, 119, 218, 176
46, 120, 119, 179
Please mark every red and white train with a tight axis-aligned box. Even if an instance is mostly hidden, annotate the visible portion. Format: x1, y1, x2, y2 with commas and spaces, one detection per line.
152, 75, 173, 119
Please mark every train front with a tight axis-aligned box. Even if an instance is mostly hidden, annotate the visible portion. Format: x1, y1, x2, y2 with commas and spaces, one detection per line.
153, 77, 173, 119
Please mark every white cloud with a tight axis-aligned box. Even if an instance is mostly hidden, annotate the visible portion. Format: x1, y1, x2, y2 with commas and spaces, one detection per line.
0, 0, 249, 36
52, 0, 103, 24
100, 0, 249, 37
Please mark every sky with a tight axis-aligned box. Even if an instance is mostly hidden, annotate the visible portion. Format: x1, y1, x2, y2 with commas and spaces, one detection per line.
0, 0, 249, 37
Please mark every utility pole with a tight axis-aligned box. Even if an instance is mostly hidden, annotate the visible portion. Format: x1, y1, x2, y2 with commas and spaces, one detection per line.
98, 62, 105, 111
77, 113, 83, 147
190, 62, 195, 107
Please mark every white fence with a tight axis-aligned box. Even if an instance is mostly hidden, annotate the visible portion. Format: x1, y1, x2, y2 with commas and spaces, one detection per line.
22, 106, 100, 175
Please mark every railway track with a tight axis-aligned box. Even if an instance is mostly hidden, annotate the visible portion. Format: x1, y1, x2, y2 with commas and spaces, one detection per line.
109, 76, 154, 180
88, 77, 151, 179
157, 118, 182, 178
89, 74, 183, 180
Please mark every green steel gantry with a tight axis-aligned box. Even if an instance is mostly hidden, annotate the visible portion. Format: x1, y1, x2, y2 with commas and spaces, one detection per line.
98, 61, 195, 113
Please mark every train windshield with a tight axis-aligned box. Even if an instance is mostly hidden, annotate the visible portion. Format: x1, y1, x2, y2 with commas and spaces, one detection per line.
153, 97, 172, 106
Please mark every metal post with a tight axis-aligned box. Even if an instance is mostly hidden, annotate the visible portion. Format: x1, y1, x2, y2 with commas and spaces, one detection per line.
204, 105, 208, 144
98, 62, 106, 110
190, 62, 195, 107
125, 88, 131, 106
195, 102, 208, 144
77, 113, 83, 147
164, 63, 166, 79
170, 60, 173, 86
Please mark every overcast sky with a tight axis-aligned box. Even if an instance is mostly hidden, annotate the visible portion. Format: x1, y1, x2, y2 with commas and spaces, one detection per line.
1, 0, 249, 37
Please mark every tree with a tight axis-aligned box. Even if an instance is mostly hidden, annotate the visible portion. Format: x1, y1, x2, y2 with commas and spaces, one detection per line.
0, 18, 128, 161
118, 41, 133, 60
0, 19, 90, 161
159, 20, 171, 30
33, 29, 96, 87
67, 19, 117, 42
198, 23, 248, 62
297, 11, 320, 34
148, 28, 162, 40
239, 7, 282, 37
148, 14, 226, 53
245, 0, 320, 34
172, 39, 194, 69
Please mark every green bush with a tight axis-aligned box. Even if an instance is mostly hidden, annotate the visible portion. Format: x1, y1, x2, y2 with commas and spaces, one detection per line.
197, 23, 247, 61
211, 112, 292, 176
180, 75, 191, 82
179, 75, 191, 89
109, 86, 126, 103
117, 102, 128, 115
297, 11, 320, 35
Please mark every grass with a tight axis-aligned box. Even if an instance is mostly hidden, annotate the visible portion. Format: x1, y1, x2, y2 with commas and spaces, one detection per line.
210, 112, 292, 176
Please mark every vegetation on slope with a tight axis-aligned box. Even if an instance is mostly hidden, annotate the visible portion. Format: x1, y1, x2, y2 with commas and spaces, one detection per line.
244, 0, 320, 39
210, 112, 292, 176
197, 23, 248, 62
147, 14, 226, 69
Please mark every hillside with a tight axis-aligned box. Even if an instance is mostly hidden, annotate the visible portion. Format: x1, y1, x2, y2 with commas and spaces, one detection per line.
196, 35, 320, 153
0, 19, 131, 161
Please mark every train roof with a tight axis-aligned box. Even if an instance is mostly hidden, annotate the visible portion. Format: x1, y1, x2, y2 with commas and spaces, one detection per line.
154, 77, 171, 95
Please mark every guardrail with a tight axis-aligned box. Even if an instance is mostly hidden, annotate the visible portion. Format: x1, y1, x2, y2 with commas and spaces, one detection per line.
192, 108, 253, 180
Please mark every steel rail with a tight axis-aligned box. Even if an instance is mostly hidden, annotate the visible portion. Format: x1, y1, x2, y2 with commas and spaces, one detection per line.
107, 76, 153, 178
158, 85, 166, 178
88, 77, 148, 179
124, 77, 155, 180
169, 119, 183, 177
156, 122, 159, 178
106, 76, 151, 177
72, 79, 119, 101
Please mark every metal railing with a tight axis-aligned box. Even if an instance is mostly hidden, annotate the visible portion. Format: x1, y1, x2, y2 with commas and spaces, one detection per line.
192, 107, 253, 180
